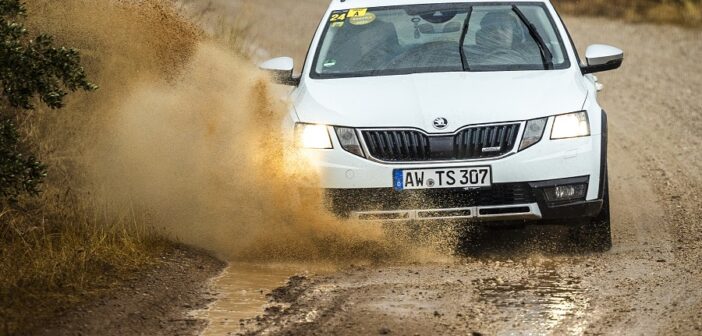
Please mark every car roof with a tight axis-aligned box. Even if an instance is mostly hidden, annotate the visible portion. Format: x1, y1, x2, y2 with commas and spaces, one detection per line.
328, 0, 550, 11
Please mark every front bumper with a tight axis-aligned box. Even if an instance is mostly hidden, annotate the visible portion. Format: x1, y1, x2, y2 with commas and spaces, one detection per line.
304, 125, 604, 223
324, 176, 602, 223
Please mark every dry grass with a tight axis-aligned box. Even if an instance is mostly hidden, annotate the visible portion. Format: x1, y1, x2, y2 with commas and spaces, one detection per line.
555, 0, 702, 27
0, 193, 169, 334
2, 99, 174, 332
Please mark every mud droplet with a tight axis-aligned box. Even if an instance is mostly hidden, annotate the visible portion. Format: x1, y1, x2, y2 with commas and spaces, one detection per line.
305, 310, 319, 323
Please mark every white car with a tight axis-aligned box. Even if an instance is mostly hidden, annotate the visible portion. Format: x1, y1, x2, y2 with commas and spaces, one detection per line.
260, 0, 623, 251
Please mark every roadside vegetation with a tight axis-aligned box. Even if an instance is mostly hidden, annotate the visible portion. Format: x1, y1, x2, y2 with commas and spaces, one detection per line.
0, 0, 259, 333
555, 0, 702, 26
0, 0, 199, 334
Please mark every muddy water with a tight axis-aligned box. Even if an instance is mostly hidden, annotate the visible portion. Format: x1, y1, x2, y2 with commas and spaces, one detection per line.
193, 263, 334, 335
473, 262, 589, 334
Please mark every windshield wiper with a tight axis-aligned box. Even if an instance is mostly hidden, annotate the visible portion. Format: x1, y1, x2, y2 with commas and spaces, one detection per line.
458, 6, 473, 71
511, 5, 553, 70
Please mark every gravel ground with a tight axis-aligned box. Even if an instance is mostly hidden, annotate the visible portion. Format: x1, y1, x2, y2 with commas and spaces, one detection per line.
204, 6, 702, 336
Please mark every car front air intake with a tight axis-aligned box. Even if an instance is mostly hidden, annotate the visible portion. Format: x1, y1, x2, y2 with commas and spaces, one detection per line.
361, 123, 521, 162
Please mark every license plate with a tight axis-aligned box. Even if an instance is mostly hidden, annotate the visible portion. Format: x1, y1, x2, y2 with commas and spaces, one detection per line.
393, 167, 492, 191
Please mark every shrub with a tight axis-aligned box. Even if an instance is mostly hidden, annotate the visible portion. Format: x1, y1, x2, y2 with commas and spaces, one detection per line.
0, 0, 96, 201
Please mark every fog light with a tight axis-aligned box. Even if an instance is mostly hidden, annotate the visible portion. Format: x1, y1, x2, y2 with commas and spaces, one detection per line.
544, 184, 587, 202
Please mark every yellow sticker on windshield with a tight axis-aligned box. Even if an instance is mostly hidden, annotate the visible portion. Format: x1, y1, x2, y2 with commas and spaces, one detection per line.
329, 12, 347, 22
348, 8, 368, 18
349, 12, 375, 25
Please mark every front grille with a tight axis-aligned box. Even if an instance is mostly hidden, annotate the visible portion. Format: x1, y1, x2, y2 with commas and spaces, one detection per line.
362, 123, 521, 162
325, 183, 536, 218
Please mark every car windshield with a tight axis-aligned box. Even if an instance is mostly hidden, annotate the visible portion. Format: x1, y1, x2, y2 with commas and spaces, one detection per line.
311, 2, 570, 79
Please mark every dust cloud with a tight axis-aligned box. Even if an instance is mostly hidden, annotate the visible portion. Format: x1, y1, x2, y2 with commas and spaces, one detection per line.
23, 0, 454, 262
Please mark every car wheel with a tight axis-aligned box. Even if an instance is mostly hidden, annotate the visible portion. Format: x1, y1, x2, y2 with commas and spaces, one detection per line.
570, 173, 613, 252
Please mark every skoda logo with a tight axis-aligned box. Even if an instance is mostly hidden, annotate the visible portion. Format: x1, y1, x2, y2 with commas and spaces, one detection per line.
433, 117, 448, 130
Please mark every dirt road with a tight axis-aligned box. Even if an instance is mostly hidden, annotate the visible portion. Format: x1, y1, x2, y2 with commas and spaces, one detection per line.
185, 1, 702, 335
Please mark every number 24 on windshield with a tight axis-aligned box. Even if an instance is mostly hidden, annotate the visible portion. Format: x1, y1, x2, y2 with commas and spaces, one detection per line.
330, 13, 346, 22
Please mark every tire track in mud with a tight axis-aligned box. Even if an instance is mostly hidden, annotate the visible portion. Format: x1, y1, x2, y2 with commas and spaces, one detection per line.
185, 3, 702, 334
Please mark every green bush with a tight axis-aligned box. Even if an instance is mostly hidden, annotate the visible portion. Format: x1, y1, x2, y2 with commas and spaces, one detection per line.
0, 0, 96, 200
0, 119, 44, 198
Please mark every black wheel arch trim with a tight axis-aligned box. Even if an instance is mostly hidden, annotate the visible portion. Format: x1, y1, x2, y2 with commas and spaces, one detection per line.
599, 110, 608, 199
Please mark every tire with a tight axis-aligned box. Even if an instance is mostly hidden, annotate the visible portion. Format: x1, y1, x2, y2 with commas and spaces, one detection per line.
570, 173, 613, 252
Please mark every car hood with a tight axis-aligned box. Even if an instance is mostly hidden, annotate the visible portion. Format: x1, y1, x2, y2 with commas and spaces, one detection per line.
292, 70, 588, 133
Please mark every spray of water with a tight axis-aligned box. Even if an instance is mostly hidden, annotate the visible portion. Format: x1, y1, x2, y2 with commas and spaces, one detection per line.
24, 0, 456, 263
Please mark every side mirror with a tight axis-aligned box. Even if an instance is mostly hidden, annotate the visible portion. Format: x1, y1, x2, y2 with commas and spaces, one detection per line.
581, 44, 624, 74
259, 56, 299, 86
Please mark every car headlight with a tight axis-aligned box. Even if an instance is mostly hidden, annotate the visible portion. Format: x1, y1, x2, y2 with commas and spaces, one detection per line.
519, 118, 547, 151
551, 111, 590, 139
334, 127, 365, 157
295, 123, 332, 149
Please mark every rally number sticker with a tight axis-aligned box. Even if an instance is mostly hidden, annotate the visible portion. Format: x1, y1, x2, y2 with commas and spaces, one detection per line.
330, 12, 346, 22
329, 8, 368, 22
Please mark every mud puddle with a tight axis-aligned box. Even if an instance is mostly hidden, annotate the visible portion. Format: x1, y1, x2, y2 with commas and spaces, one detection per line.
473, 262, 589, 334
193, 263, 334, 335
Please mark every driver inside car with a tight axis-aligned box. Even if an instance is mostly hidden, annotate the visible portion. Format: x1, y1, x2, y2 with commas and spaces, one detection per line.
473, 11, 540, 65
475, 12, 519, 58
477, 12, 517, 49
